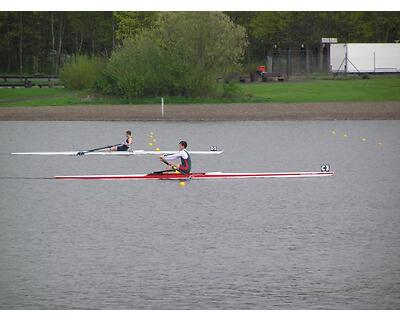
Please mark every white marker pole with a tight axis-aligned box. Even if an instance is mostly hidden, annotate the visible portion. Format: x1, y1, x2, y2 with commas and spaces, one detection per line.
161, 97, 164, 118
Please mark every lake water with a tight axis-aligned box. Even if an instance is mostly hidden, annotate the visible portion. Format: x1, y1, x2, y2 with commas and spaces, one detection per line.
0, 121, 399, 309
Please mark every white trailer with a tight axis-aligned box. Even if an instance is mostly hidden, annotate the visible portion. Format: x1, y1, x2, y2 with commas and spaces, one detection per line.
330, 43, 400, 73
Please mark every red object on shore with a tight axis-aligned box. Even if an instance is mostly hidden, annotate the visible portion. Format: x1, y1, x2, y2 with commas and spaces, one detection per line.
257, 66, 266, 73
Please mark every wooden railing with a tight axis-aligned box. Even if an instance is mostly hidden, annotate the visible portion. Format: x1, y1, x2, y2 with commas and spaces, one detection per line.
0, 75, 61, 88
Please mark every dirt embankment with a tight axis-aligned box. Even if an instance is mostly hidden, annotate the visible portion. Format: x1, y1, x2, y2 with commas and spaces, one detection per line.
1, 102, 400, 121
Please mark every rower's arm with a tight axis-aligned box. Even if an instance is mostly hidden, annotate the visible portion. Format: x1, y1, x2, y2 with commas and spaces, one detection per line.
164, 151, 182, 161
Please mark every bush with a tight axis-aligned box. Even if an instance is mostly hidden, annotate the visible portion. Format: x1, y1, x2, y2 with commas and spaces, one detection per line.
60, 55, 106, 90
221, 82, 243, 98
97, 36, 171, 98
157, 12, 247, 97
96, 12, 247, 99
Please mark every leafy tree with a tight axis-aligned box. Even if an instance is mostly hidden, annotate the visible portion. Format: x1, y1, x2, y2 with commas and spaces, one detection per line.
224, 12, 257, 62
250, 12, 292, 49
99, 34, 166, 97
99, 12, 247, 97
156, 12, 247, 96
367, 12, 400, 42
114, 12, 159, 42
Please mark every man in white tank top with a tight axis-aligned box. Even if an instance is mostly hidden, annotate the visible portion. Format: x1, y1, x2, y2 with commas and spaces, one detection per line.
160, 141, 191, 174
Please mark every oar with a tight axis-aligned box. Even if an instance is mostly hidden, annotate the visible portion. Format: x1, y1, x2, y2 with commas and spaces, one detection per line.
159, 157, 186, 175
151, 169, 176, 175
76, 144, 121, 156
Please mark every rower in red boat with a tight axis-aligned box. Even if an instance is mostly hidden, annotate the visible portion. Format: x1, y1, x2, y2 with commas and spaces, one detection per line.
160, 141, 191, 174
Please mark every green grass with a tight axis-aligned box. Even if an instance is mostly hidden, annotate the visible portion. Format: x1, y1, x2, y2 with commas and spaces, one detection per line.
241, 75, 400, 103
1, 75, 400, 107
0, 88, 80, 107
0, 87, 68, 99
0, 87, 264, 107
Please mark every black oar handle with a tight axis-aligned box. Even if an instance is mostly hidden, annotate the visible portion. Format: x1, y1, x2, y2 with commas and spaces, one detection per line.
77, 144, 121, 156
160, 157, 186, 175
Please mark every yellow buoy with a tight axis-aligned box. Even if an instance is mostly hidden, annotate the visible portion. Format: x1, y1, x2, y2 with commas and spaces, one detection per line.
332, 130, 336, 135
148, 142, 153, 146
343, 134, 348, 138
179, 181, 186, 187
362, 138, 367, 142
156, 147, 160, 151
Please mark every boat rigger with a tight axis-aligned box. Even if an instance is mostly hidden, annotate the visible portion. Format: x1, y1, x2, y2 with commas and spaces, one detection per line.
55, 171, 334, 180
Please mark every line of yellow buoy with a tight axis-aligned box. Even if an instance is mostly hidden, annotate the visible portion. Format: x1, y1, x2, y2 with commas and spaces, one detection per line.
148, 132, 160, 151
331, 130, 383, 146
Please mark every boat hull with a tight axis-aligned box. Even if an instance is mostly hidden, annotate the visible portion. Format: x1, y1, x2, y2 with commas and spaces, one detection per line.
12, 150, 223, 156
55, 171, 334, 180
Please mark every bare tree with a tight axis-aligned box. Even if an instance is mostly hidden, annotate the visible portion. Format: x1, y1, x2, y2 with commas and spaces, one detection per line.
19, 12, 23, 75
56, 12, 65, 74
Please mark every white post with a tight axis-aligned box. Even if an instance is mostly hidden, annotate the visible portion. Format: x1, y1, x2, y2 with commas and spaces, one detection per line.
373, 52, 376, 73
161, 97, 164, 118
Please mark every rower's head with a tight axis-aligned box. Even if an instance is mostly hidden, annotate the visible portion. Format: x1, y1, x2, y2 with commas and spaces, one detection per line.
179, 141, 187, 150
126, 130, 132, 137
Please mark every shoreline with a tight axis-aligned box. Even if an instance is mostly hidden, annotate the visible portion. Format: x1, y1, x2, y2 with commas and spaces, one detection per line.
1, 102, 400, 121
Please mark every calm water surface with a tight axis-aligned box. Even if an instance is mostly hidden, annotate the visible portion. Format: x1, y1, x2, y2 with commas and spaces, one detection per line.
0, 121, 399, 309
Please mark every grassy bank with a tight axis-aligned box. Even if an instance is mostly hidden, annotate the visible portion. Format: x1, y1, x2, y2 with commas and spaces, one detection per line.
0, 88, 265, 107
242, 75, 400, 103
1, 75, 400, 107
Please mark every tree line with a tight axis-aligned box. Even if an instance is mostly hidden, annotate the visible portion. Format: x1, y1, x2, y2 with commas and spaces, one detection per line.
0, 12, 114, 74
0, 11, 399, 75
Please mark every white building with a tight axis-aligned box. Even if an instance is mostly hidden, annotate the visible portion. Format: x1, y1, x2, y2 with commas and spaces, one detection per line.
330, 43, 400, 73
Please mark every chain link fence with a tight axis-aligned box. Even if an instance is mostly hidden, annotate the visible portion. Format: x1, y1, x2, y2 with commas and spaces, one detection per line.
265, 48, 330, 79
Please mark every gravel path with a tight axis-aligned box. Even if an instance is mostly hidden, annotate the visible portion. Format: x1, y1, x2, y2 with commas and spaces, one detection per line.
1, 102, 400, 120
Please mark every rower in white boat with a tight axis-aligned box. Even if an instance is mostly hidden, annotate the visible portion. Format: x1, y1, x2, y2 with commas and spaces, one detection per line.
159, 140, 191, 174
109, 130, 133, 152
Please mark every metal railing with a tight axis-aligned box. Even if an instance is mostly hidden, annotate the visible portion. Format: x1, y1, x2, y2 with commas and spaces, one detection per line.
0, 75, 60, 88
